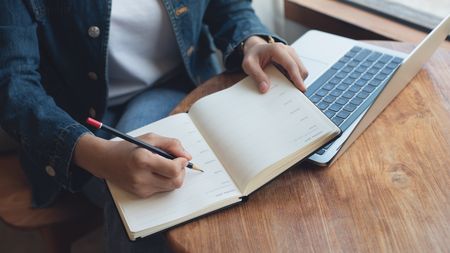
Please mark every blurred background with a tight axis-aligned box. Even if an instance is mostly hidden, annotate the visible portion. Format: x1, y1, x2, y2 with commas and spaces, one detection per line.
253, 0, 450, 44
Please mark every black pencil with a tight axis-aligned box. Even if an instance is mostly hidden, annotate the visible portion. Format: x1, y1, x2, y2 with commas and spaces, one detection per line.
86, 117, 203, 172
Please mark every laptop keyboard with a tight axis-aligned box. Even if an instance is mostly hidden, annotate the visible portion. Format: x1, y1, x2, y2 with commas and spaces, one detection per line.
305, 46, 403, 155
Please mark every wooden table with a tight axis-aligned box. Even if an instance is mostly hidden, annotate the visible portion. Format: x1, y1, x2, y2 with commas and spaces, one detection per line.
167, 41, 450, 252
284, 0, 450, 50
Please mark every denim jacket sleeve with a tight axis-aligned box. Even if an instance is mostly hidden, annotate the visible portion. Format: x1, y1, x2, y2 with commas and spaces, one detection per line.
204, 0, 287, 71
0, 0, 91, 194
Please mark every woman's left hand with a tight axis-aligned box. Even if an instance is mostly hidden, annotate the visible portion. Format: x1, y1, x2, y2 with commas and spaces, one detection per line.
241, 36, 309, 93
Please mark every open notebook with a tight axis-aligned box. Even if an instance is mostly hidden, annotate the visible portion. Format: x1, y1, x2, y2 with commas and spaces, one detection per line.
107, 65, 341, 240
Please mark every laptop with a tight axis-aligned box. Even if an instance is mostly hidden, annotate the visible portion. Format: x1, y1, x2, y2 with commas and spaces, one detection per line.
289, 15, 450, 166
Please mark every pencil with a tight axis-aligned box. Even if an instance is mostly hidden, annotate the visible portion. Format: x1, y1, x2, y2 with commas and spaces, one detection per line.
86, 117, 204, 172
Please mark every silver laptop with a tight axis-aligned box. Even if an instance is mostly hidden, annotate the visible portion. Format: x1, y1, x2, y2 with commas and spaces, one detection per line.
290, 15, 450, 166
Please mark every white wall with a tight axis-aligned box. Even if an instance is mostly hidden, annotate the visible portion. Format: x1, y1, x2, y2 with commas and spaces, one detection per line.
252, 0, 285, 36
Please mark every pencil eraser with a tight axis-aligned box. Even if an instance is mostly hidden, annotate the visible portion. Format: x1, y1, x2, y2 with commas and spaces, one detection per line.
86, 117, 102, 129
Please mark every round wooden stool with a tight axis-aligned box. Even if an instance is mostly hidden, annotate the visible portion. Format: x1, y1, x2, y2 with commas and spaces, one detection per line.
0, 153, 102, 253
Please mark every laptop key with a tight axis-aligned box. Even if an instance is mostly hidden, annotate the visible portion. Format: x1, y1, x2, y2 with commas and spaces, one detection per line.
332, 116, 345, 126
324, 110, 336, 118
355, 79, 367, 87
350, 72, 362, 79
336, 98, 348, 105
387, 62, 399, 69
375, 73, 388, 80
349, 85, 361, 92
310, 95, 321, 103
363, 85, 375, 93
361, 60, 372, 67
379, 55, 393, 63
342, 66, 353, 73
351, 46, 362, 52
355, 66, 367, 73
336, 83, 349, 91
350, 97, 364, 106
374, 62, 384, 69
367, 68, 379, 75
345, 51, 357, 58
369, 79, 382, 86
316, 89, 328, 97
367, 73, 376, 80
323, 96, 336, 103
348, 60, 359, 67
330, 89, 343, 97
331, 61, 345, 70
355, 49, 371, 61
367, 52, 382, 62
342, 56, 352, 63
329, 77, 341, 85
392, 57, 403, 64
342, 77, 355, 84
381, 67, 392, 75
357, 91, 370, 99
342, 91, 356, 99
318, 101, 330, 110
323, 83, 335, 90
336, 71, 348, 79
329, 103, 343, 112
343, 104, 357, 112
337, 110, 351, 119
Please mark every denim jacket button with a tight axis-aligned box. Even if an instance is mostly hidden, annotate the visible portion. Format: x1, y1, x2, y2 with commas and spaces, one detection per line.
88, 26, 100, 38
175, 6, 188, 16
89, 107, 97, 118
45, 165, 56, 177
186, 46, 194, 57
88, 72, 98, 81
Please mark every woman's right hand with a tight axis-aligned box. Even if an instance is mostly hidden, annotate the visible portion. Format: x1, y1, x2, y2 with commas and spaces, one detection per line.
73, 133, 191, 198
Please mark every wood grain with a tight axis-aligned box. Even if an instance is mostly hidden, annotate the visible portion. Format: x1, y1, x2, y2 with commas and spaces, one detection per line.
285, 0, 450, 50
167, 42, 450, 253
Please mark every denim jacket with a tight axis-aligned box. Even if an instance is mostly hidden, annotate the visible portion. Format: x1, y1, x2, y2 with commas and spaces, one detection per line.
0, 0, 283, 207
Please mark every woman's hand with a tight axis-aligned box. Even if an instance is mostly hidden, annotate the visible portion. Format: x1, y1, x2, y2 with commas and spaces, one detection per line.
241, 36, 309, 93
74, 133, 191, 198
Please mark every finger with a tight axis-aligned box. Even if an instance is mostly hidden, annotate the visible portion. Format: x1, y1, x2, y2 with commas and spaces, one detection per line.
149, 168, 186, 191
146, 154, 188, 179
271, 48, 306, 92
286, 46, 309, 80
139, 133, 192, 160
154, 137, 192, 160
242, 55, 271, 93
130, 147, 187, 178
286, 47, 309, 84
130, 171, 183, 197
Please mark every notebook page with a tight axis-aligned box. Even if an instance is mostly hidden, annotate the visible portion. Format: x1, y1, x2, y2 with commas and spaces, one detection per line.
107, 113, 241, 233
189, 66, 338, 193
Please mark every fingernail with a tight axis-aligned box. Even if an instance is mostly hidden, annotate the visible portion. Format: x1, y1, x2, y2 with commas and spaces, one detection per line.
300, 84, 306, 92
259, 81, 269, 93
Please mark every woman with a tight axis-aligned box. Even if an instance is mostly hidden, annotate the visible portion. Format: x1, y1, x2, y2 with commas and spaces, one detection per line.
0, 0, 308, 251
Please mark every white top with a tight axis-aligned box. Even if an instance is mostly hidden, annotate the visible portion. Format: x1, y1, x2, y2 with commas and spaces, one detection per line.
107, 0, 181, 105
